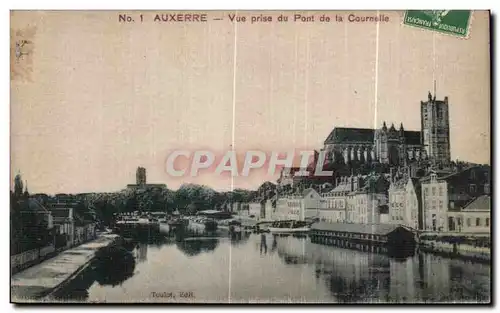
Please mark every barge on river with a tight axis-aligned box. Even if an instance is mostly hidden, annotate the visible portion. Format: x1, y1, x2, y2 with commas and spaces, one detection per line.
268, 220, 311, 234
113, 218, 160, 238
310, 222, 417, 255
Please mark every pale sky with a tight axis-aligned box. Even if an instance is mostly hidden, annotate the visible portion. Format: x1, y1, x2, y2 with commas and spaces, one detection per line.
10, 11, 490, 194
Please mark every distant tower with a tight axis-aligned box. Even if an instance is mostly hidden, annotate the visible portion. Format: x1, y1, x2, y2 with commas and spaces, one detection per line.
374, 121, 388, 164
136, 167, 147, 185
14, 172, 23, 198
398, 123, 407, 166
23, 180, 29, 197
420, 90, 451, 165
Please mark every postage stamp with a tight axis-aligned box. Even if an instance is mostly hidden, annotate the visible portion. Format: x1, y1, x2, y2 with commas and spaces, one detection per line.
10, 10, 490, 304
403, 10, 472, 38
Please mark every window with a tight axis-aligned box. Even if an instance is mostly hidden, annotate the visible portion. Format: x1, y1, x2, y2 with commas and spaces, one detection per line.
450, 201, 455, 209
469, 184, 477, 193
430, 173, 437, 183
476, 218, 481, 227
484, 184, 490, 194
470, 170, 476, 180
467, 218, 471, 227
432, 187, 436, 196
439, 186, 443, 196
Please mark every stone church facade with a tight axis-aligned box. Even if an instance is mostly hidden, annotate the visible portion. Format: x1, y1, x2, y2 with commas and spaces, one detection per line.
322, 92, 450, 167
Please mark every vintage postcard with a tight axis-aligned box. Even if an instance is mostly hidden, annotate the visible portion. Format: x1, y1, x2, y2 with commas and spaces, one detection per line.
10, 10, 491, 304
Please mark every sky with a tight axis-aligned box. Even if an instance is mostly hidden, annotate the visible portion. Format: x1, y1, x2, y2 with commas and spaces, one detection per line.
10, 11, 490, 194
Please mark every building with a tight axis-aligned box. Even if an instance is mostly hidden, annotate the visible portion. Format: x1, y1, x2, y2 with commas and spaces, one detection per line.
421, 92, 451, 165
136, 166, 147, 185
196, 210, 233, 219
421, 172, 449, 232
310, 222, 417, 249
322, 92, 450, 167
323, 123, 426, 167
18, 198, 54, 230
126, 167, 167, 192
421, 165, 490, 231
273, 188, 322, 221
277, 167, 302, 189
388, 175, 422, 230
238, 202, 261, 218
274, 194, 302, 221
12, 198, 56, 255
50, 208, 75, 249
320, 175, 363, 223
346, 192, 357, 223
73, 211, 97, 245
447, 195, 490, 234
302, 188, 323, 220
354, 174, 390, 224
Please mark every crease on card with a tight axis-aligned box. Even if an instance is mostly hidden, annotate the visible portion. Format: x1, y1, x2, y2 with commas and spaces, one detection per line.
373, 11, 380, 132
229, 10, 239, 304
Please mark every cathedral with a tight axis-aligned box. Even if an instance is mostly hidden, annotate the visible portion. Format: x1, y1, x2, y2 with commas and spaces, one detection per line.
322, 92, 451, 167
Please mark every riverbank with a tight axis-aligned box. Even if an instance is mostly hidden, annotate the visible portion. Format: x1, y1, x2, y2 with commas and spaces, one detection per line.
418, 240, 490, 263
11, 233, 121, 302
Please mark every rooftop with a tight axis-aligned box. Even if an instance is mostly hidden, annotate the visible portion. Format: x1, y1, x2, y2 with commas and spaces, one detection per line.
18, 199, 49, 213
311, 221, 410, 235
462, 195, 490, 212
324, 127, 421, 145
49, 208, 71, 219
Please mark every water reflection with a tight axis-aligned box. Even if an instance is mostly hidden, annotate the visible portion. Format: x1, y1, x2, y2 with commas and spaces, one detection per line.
175, 238, 219, 257
260, 234, 267, 254
273, 235, 490, 303
230, 231, 251, 246
55, 245, 137, 301
57, 233, 489, 303
94, 246, 136, 287
135, 243, 148, 263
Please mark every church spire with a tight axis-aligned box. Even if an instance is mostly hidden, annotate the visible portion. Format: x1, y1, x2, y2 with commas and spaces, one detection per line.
23, 180, 29, 197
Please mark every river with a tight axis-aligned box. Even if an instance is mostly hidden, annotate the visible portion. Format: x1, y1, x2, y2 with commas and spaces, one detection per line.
55, 232, 491, 303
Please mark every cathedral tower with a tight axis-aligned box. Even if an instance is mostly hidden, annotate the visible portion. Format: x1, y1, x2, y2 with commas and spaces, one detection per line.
136, 166, 147, 185
420, 91, 451, 165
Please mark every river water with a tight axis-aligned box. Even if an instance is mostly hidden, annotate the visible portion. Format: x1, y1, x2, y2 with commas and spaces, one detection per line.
57, 232, 491, 303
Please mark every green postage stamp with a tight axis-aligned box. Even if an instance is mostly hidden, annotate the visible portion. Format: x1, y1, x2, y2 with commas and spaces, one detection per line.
403, 10, 472, 38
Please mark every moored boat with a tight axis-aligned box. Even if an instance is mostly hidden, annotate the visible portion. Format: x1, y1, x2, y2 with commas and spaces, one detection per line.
188, 217, 218, 233
268, 220, 311, 234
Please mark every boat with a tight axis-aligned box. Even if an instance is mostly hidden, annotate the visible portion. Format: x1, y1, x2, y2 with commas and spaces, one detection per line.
168, 217, 185, 226
268, 220, 311, 234
218, 219, 239, 229
188, 217, 218, 233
